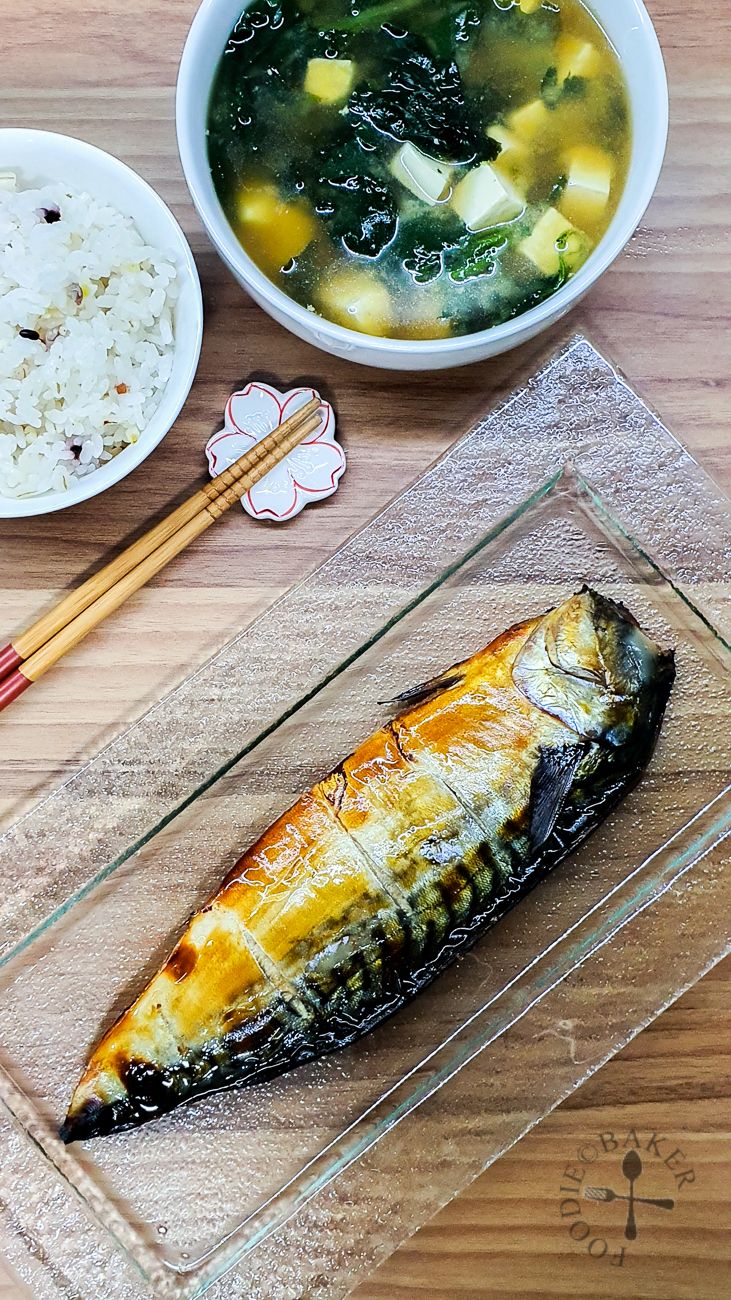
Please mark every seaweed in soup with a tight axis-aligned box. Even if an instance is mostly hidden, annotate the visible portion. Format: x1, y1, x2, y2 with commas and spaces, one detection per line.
314, 134, 399, 258
348, 36, 480, 164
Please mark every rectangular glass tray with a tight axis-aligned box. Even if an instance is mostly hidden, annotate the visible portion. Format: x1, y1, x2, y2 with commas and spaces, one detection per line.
0, 337, 730, 1300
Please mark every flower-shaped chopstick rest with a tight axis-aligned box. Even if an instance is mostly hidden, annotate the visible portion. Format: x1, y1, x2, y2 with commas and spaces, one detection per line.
205, 382, 344, 522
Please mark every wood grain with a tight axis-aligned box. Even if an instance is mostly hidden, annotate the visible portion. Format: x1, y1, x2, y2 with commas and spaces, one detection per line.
1, 0, 730, 1295
354, 956, 731, 1300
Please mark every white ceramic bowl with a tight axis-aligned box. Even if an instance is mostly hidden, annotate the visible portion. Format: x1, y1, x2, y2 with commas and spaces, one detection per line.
177, 0, 667, 372
0, 129, 203, 518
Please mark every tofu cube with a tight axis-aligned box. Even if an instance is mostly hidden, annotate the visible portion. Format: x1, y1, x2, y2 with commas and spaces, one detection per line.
508, 98, 551, 142
236, 184, 316, 269
518, 0, 544, 12
304, 58, 355, 104
451, 163, 524, 231
389, 143, 451, 206
236, 186, 277, 226
321, 270, 393, 337
555, 34, 602, 84
519, 207, 590, 276
559, 145, 612, 225
486, 124, 529, 180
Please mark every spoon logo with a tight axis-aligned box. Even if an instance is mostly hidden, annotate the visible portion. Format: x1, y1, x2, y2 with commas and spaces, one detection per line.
557, 1128, 694, 1267
584, 1149, 675, 1241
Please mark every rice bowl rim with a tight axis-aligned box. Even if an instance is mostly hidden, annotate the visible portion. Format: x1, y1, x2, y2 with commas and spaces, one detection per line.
0, 128, 203, 519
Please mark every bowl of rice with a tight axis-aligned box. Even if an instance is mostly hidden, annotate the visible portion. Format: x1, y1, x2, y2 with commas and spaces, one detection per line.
0, 129, 203, 517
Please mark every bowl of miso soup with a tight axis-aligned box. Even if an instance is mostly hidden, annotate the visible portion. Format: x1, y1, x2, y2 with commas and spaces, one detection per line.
178, 0, 667, 369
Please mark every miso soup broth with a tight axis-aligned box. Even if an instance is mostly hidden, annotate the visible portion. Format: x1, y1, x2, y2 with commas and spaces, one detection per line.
207, 0, 630, 340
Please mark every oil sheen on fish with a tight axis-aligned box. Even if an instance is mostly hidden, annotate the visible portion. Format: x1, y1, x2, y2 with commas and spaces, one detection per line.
61, 589, 675, 1142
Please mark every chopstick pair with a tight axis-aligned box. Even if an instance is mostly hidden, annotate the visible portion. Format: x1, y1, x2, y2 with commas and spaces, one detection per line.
0, 397, 323, 713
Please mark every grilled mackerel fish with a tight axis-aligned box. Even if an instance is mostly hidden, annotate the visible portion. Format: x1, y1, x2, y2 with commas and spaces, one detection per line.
61, 589, 674, 1142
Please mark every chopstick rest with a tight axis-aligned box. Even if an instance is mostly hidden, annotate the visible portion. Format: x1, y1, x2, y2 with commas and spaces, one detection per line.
205, 383, 344, 522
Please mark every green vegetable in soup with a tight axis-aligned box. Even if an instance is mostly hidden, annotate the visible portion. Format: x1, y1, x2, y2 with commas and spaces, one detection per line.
541, 64, 586, 108
308, 0, 424, 32
448, 227, 510, 282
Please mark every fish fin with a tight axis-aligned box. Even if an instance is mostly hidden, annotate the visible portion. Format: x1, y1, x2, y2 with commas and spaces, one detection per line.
529, 743, 585, 852
381, 669, 465, 709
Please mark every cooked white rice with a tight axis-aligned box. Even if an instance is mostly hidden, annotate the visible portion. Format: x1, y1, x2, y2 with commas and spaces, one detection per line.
0, 176, 178, 499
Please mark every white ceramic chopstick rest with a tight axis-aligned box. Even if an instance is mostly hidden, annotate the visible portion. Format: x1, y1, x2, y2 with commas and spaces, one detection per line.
205, 382, 344, 522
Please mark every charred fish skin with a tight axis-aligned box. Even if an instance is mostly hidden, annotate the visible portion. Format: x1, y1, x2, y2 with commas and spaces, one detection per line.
61, 590, 674, 1142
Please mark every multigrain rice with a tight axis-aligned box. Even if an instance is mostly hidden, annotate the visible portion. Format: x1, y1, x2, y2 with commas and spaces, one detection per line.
0, 177, 178, 498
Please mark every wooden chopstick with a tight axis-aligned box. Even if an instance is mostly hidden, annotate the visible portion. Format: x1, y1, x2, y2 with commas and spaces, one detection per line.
0, 401, 322, 712
0, 395, 320, 682
0, 397, 320, 684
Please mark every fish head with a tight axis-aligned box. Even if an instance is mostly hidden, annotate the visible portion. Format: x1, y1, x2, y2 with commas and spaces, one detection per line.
512, 588, 675, 747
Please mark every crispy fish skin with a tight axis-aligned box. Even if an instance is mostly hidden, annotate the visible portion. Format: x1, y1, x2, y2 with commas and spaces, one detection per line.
61, 589, 674, 1142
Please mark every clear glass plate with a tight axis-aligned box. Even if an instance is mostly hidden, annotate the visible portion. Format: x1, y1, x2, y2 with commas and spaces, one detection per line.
0, 337, 729, 1300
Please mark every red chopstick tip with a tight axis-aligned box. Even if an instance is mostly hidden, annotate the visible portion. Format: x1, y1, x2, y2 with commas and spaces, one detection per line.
0, 668, 31, 712
0, 643, 22, 679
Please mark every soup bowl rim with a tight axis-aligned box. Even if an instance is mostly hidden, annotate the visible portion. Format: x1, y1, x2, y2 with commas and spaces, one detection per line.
177, 0, 668, 370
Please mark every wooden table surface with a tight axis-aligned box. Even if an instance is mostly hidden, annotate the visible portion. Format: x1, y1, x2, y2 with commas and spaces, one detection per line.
1, 1, 730, 1295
